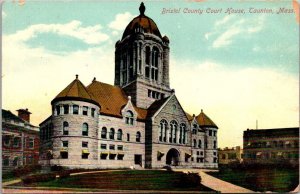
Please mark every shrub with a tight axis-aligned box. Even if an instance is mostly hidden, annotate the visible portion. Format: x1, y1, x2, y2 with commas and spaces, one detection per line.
179, 172, 201, 188
22, 173, 56, 184
51, 165, 64, 172
12, 165, 42, 177
58, 171, 70, 179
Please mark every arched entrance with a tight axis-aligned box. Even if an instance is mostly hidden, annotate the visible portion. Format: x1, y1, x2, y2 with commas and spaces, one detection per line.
166, 148, 180, 166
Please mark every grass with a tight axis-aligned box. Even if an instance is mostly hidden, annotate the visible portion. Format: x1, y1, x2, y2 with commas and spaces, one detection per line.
14, 170, 214, 191
208, 166, 299, 192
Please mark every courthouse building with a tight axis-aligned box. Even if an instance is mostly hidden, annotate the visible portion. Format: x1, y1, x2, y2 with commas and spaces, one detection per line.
39, 3, 219, 169
2, 109, 39, 172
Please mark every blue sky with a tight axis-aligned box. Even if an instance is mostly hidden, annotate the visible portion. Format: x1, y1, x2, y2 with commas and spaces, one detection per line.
2, 0, 299, 147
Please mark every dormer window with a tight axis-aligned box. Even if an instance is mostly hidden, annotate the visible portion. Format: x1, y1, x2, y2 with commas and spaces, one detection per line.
125, 110, 134, 125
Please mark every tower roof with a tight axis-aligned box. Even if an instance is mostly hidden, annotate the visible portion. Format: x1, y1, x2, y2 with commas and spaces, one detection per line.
51, 75, 99, 106
195, 109, 218, 129
122, 2, 162, 39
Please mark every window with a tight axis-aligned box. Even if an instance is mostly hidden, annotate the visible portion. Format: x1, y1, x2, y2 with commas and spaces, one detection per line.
127, 133, 130, 141
13, 157, 19, 166
193, 139, 197, 148
109, 144, 115, 150
180, 123, 186, 144
28, 155, 33, 164
117, 145, 123, 150
109, 154, 116, 160
160, 120, 168, 142
82, 123, 88, 136
73, 105, 79, 114
56, 105, 60, 115
213, 152, 217, 156
125, 111, 134, 125
117, 154, 124, 160
200, 151, 203, 156
101, 144, 107, 149
209, 130, 212, 136
197, 151, 200, 155
101, 153, 108, 160
82, 141, 88, 148
3, 136, 10, 146
82, 153, 89, 159
101, 127, 107, 139
91, 108, 96, 117
117, 129, 123, 140
213, 158, 218, 163
205, 140, 208, 149
29, 138, 34, 148
198, 140, 202, 148
213, 131, 217, 136
134, 155, 142, 166
170, 120, 178, 143
62, 141, 68, 147
82, 106, 88, 115
63, 105, 69, 114
3, 157, 9, 166
13, 137, 20, 147
63, 122, 69, 135
136, 131, 141, 142
61, 152, 68, 159
109, 128, 115, 140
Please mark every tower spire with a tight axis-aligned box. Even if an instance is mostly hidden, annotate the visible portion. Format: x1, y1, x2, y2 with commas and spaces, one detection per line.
139, 2, 145, 15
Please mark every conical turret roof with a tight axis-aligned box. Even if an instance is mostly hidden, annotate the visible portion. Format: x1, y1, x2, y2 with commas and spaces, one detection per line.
51, 75, 99, 106
195, 109, 218, 129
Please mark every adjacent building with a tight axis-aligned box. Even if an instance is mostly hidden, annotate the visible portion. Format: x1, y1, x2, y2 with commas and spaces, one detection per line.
39, 3, 219, 169
218, 146, 243, 165
2, 109, 39, 172
243, 128, 299, 165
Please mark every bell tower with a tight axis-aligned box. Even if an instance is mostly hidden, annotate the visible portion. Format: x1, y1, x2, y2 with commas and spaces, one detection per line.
114, 2, 172, 109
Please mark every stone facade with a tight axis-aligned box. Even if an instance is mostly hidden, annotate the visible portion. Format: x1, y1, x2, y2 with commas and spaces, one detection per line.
39, 3, 219, 170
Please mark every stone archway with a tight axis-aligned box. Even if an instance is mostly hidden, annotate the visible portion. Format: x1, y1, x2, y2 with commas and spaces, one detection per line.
166, 148, 180, 166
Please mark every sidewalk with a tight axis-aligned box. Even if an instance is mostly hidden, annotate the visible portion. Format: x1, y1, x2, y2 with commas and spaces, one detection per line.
174, 169, 255, 193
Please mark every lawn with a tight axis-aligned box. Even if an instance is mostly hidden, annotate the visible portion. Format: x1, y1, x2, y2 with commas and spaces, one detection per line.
208, 166, 299, 192
16, 170, 214, 192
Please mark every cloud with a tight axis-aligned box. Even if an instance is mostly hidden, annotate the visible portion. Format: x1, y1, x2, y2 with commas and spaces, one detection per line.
7, 20, 109, 45
108, 12, 134, 31
171, 58, 299, 148
209, 16, 265, 48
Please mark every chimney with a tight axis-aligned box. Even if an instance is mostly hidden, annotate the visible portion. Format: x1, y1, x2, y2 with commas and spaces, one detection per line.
17, 108, 32, 123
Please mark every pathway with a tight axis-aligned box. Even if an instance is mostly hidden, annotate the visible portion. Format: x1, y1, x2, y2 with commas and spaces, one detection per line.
174, 169, 255, 193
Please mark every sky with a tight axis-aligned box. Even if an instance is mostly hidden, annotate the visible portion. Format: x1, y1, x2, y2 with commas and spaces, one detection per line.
2, 0, 299, 148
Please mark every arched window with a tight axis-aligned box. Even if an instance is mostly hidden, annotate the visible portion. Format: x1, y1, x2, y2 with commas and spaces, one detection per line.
117, 129, 123, 140
151, 47, 159, 81
193, 139, 197, 148
101, 127, 107, 139
160, 120, 168, 142
179, 123, 186, 144
136, 131, 141, 142
145, 46, 150, 78
170, 120, 178, 143
125, 111, 134, 125
198, 139, 202, 148
63, 122, 69, 135
82, 123, 88, 136
109, 128, 115, 140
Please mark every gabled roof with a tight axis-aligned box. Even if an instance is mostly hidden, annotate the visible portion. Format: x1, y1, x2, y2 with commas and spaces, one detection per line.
2, 109, 25, 123
51, 76, 99, 106
195, 109, 218, 129
147, 96, 170, 118
185, 112, 194, 122
87, 80, 147, 120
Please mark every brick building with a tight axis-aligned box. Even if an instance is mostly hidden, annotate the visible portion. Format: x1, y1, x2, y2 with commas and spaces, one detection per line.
2, 109, 39, 172
39, 3, 219, 169
218, 146, 243, 165
243, 128, 299, 165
